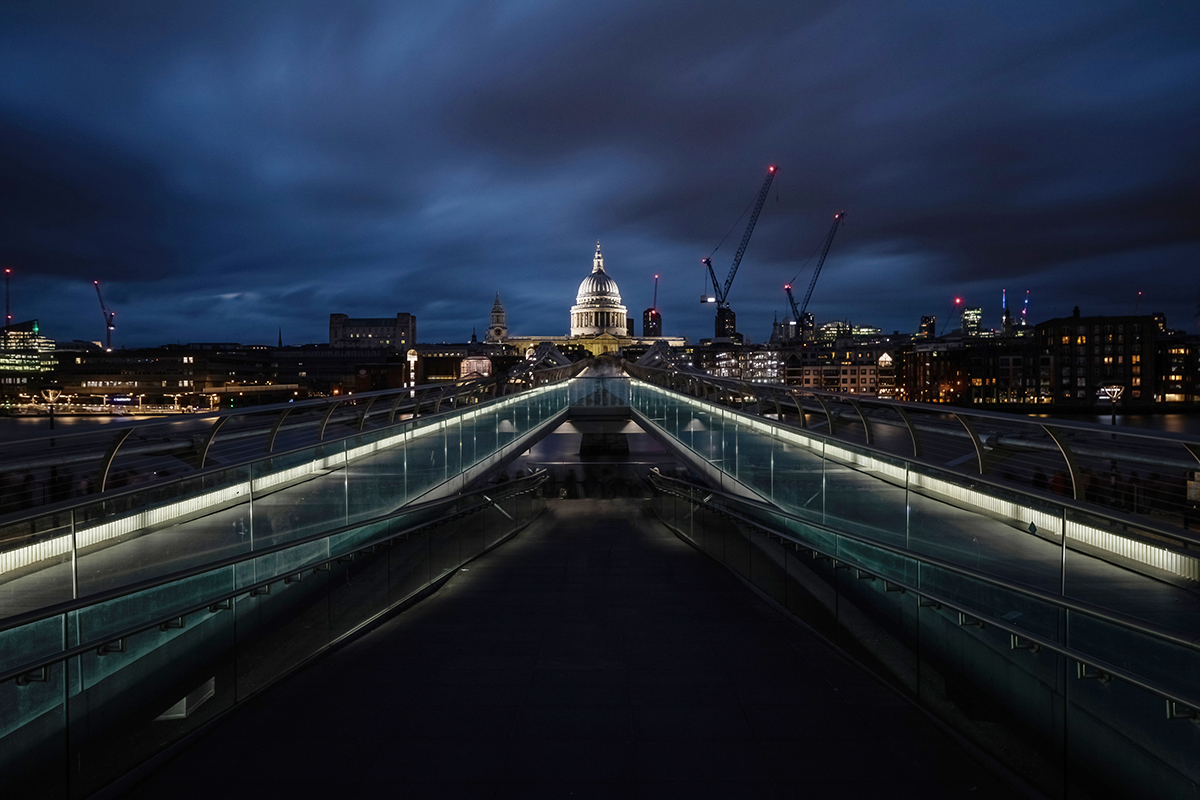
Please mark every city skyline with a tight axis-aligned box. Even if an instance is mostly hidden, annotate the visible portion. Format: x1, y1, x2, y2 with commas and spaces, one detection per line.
2, 1, 1198, 348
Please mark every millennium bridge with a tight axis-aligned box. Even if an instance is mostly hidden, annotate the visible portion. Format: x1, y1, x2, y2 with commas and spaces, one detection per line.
1, 357, 1198, 798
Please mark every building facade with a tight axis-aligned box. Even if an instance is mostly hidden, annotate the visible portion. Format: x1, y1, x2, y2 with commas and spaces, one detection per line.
329, 313, 416, 349
569, 243, 628, 337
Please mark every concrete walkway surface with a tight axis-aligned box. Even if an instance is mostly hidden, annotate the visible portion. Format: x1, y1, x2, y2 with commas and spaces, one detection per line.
121, 499, 1023, 799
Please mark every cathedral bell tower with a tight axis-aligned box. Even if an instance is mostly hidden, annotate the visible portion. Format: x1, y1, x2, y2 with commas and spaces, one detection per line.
486, 293, 508, 343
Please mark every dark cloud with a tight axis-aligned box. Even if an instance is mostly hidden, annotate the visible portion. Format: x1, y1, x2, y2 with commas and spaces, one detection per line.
0, 0, 1197, 348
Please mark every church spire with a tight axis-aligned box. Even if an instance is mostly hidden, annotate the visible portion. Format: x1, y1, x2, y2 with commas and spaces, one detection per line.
593, 241, 605, 272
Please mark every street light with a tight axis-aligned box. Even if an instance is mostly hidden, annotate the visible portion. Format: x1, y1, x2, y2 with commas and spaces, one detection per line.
1097, 384, 1124, 426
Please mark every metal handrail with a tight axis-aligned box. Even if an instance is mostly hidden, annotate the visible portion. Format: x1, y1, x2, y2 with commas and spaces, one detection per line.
625, 365, 1200, 553
0, 470, 547, 683
648, 470, 1200, 715
0, 359, 585, 521
646, 469, 1200, 651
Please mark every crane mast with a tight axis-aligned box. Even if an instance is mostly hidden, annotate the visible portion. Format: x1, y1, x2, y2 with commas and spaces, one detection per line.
701, 165, 777, 340
94, 280, 116, 351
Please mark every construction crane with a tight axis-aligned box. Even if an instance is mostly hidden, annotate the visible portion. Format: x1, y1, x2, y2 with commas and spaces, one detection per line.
94, 280, 116, 351
784, 211, 845, 338
701, 165, 777, 340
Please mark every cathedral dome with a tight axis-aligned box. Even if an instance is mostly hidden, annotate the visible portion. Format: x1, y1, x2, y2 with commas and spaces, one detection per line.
575, 245, 622, 305
569, 242, 628, 338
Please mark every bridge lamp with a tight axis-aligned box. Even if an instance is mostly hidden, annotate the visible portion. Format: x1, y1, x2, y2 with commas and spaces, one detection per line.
1097, 384, 1124, 426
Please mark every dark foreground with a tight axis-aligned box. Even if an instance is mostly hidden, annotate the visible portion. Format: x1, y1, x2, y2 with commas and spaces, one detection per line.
120, 499, 1021, 799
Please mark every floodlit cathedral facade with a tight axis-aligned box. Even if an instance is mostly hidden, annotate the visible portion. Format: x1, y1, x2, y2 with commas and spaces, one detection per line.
494, 241, 685, 357
570, 243, 628, 337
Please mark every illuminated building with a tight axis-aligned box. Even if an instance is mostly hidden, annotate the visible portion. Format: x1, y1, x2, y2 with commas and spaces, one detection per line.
504, 241, 685, 357
918, 315, 936, 339
961, 307, 983, 337
329, 313, 416, 349
642, 307, 661, 337
1036, 309, 1165, 406
569, 243, 628, 337
0, 319, 55, 397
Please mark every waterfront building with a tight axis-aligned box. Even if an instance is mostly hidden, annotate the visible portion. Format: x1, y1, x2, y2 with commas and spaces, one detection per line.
1035, 309, 1163, 407
329, 313, 416, 349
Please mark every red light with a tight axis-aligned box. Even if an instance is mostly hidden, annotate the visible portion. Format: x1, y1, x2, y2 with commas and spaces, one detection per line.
955, 298, 962, 304
768, 166, 776, 172
784, 284, 791, 289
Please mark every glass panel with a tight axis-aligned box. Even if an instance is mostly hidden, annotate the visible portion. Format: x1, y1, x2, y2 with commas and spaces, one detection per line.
388, 529, 431, 606
1066, 610, 1198, 705
234, 568, 330, 698
328, 542, 390, 640
918, 563, 1062, 642
1067, 668, 1199, 800
251, 447, 347, 548
403, 425, 447, 501
735, 421, 774, 498
72, 466, 252, 598
916, 595, 1065, 799
1063, 506, 1200, 633
73, 566, 236, 649
823, 446, 907, 546
69, 604, 236, 798
749, 527, 785, 604
907, 467, 1063, 593
0, 661, 67, 799
345, 436, 408, 524
0, 510, 74, 619
767, 437, 824, 523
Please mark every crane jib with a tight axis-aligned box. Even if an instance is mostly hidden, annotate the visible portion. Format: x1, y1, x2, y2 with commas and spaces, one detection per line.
798, 211, 845, 319
717, 168, 776, 305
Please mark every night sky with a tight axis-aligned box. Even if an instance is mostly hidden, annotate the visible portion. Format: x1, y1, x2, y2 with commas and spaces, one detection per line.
2, 1, 1198, 349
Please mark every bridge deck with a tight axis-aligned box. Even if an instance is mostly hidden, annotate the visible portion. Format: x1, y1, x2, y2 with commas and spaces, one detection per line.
123, 499, 1019, 798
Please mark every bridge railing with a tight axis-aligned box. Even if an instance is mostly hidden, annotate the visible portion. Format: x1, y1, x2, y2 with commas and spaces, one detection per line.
647, 468, 1200, 800
0, 363, 584, 621
624, 363, 1200, 579
0, 360, 586, 517
0, 470, 547, 800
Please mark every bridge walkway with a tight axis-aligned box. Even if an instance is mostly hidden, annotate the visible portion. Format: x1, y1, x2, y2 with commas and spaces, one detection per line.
121, 499, 1021, 799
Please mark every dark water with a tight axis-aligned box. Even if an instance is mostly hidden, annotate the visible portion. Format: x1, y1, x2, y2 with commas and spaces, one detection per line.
1025, 413, 1200, 436
0, 414, 156, 444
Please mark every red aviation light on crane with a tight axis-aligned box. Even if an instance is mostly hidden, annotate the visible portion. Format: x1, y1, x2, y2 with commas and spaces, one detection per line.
955, 297, 962, 304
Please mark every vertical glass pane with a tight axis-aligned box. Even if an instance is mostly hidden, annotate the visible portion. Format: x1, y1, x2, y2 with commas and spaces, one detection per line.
75, 467, 252, 598
329, 543, 390, 640
388, 529, 431, 606
1066, 668, 1199, 800
1062, 506, 1200, 632
404, 425, 447, 500
69, 604, 236, 797
234, 568, 330, 698
345, 436, 408, 523
0, 510, 74, 619
252, 447, 347, 548
907, 467, 1063, 593
0, 661, 67, 799
736, 420, 774, 498
823, 446, 907, 547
